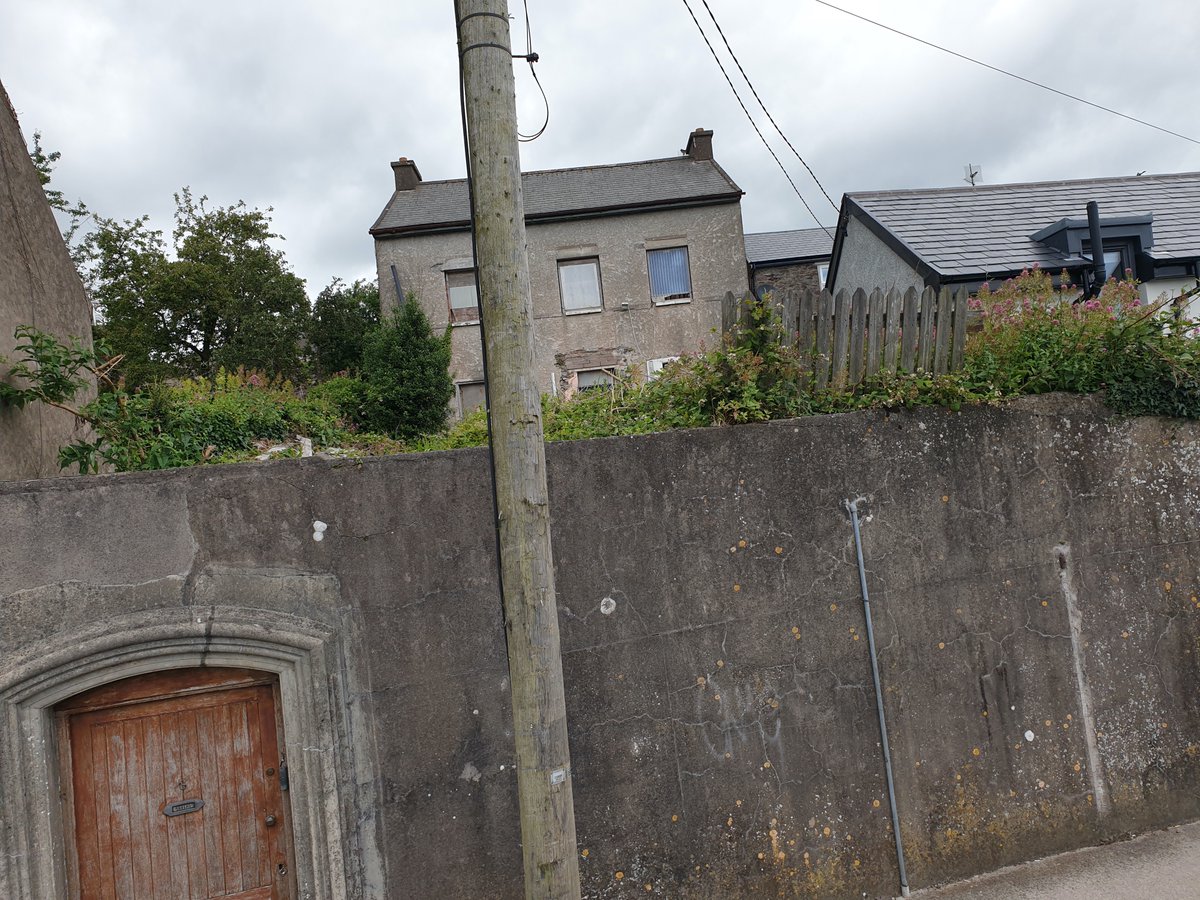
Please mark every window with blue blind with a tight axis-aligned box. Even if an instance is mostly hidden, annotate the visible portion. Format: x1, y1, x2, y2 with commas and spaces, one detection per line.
647, 247, 692, 304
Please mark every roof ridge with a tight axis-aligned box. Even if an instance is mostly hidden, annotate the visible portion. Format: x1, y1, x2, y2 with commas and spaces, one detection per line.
746, 227, 833, 237
850, 170, 1200, 201
409, 154, 709, 189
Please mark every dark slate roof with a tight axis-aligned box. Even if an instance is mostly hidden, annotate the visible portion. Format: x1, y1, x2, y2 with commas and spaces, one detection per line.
371, 155, 742, 237
844, 171, 1200, 279
744, 228, 834, 264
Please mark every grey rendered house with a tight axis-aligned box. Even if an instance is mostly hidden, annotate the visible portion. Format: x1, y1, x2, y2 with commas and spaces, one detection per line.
370, 128, 749, 414
744, 226, 834, 300
827, 171, 1200, 311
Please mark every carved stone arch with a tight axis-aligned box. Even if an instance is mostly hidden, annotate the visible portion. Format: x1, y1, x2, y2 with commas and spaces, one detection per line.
0, 605, 383, 899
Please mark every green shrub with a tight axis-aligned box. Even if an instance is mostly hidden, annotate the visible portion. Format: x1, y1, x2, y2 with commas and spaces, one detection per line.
307, 375, 369, 429
964, 268, 1200, 416
5, 270, 1197, 474
359, 296, 454, 439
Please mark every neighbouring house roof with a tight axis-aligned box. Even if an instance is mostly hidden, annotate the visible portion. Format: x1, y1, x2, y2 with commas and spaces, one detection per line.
829, 171, 1200, 287
371, 155, 743, 238
744, 227, 834, 265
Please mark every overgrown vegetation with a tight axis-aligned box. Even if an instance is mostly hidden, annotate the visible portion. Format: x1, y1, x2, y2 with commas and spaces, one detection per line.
8, 127, 1200, 473
3, 269, 1196, 472
84, 190, 311, 387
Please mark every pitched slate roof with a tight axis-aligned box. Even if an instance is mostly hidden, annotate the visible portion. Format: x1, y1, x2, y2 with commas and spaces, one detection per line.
842, 171, 1200, 280
744, 228, 834, 264
371, 155, 743, 237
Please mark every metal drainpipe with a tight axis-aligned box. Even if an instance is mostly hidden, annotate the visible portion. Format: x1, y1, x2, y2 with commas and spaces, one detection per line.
389, 264, 404, 306
1086, 201, 1106, 298
844, 496, 910, 898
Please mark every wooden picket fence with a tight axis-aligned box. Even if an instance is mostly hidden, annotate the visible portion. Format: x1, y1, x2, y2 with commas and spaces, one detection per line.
722, 285, 971, 392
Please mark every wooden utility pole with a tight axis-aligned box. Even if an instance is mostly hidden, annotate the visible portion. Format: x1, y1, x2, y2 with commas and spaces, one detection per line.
454, 1, 581, 897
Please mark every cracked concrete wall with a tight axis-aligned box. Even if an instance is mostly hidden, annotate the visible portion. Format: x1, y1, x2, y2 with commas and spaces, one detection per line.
1, 396, 1199, 898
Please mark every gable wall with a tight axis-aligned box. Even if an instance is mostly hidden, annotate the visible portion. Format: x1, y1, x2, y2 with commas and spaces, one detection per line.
0, 83, 95, 480
831, 214, 925, 295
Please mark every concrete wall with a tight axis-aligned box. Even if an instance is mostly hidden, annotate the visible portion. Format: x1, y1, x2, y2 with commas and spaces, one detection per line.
0, 82, 95, 480
832, 215, 925, 297
375, 202, 749, 407
2, 397, 1199, 898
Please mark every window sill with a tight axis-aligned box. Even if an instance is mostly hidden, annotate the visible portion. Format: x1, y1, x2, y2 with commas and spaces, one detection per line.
450, 320, 481, 327
652, 297, 692, 307
563, 307, 603, 316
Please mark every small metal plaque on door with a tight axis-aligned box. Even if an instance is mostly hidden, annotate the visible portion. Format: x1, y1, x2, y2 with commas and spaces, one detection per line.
162, 799, 205, 817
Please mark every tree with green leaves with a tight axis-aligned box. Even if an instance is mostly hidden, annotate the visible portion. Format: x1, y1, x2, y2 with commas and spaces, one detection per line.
83, 189, 309, 386
309, 278, 380, 377
28, 130, 92, 259
359, 294, 453, 439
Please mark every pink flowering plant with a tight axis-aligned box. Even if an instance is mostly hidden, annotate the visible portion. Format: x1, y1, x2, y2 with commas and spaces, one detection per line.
963, 266, 1199, 415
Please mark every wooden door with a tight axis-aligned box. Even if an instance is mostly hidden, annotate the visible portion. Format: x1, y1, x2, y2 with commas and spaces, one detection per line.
57, 668, 295, 900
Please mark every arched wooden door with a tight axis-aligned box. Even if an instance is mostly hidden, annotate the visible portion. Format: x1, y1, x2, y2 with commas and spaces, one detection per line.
56, 668, 296, 899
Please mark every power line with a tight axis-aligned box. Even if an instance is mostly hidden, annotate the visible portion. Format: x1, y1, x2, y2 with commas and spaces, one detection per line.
515, 0, 548, 142
815, 0, 1200, 147
678, 0, 834, 236
697, 0, 839, 213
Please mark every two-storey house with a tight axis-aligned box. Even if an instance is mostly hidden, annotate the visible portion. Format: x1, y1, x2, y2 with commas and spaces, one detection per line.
370, 128, 749, 415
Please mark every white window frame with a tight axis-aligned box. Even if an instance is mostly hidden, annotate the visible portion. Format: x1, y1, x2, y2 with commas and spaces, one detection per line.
445, 269, 480, 325
575, 368, 615, 391
558, 257, 604, 315
645, 356, 680, 379
817, 263, 830, 290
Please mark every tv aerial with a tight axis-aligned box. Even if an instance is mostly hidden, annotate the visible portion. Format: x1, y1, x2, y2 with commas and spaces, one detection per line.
963, 164, 982, 186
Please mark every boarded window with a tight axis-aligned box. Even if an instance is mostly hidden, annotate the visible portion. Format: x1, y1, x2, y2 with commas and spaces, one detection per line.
647, 247, 691, 304
458, 381, 486, 415
446, 269, 480, 323
558, 258, 603, 314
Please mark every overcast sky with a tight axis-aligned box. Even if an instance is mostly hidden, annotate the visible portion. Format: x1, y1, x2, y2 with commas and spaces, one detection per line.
4, 1, 1198, 297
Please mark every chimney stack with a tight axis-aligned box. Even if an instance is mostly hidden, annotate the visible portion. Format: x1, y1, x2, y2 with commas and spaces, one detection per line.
391, 157, 422, 191
684, 128, 714, 161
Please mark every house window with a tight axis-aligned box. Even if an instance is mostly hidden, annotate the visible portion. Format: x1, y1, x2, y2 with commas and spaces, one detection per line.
558, 258, 603, 314
575, 368, 614, 391
1082, 240, 1135, 282
817, 264, 830, 290
457, 381, 486, 416
445, 269, 480, 324
645, 356, 679, 379
647, 247, 692, 304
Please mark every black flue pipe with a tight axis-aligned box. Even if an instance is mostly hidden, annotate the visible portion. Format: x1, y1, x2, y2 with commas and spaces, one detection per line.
1087, 201, 1106, 297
